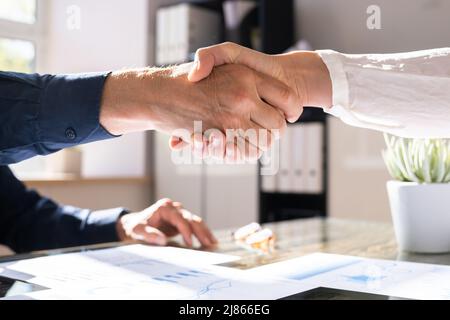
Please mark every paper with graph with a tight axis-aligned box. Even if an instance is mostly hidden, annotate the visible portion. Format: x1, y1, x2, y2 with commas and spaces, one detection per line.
2, 245, 450, 299
248, 253, 450, 300
0, 244, 305, 300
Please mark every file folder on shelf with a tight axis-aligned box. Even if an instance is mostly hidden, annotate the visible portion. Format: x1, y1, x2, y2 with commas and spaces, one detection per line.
277, 127, 292, 192
156, 3, 221, 65
304, 123, 324, 193
291, 125, 307, 193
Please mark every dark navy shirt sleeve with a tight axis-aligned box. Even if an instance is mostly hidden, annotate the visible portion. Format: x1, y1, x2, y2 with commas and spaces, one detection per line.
0, 166, 128, 253
0, 71, 117, 165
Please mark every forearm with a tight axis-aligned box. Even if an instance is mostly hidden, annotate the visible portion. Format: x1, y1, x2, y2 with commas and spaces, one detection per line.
315, 48, 450, 138
0, 67, 184, 164
99, 67, 164, 135
0, 166, 126, 252
0, 71, 116, 164
99, 64, 221, 137
4, 202, 126, 253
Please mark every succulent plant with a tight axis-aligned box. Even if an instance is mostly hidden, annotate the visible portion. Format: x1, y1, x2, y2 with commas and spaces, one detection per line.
382, 134, 450, 183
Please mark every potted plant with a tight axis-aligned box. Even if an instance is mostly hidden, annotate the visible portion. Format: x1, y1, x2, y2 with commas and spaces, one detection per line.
383, 134, 450, 253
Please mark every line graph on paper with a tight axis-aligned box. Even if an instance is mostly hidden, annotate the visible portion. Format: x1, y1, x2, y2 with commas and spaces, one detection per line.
303, 259, 450, 300
150, 267, 234, 299
247, 253, 450, 300
4, 245, 307, 300
81, 266, 235, 299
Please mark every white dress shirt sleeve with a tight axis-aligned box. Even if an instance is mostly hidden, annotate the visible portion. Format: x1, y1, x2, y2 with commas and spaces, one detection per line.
316, 48, 450, 138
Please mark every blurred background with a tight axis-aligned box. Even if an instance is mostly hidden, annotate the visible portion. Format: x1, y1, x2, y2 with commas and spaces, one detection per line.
2, 0, 450, 235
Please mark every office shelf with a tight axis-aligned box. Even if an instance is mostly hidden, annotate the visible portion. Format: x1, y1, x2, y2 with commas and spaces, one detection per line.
259, 112, 328, 223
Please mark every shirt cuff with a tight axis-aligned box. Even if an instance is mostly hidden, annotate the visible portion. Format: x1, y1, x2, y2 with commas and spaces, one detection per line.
38, 72, 118, 154
315, 50, 350, 110
82, 207, 129, 244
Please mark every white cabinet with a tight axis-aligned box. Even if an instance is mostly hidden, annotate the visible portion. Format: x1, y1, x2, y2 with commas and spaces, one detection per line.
154, 133, 258, 229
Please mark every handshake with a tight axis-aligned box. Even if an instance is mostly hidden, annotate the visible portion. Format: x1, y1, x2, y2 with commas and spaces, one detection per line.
100, 42, 333, 161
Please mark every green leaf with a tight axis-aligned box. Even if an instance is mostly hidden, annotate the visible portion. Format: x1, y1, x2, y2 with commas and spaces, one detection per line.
382, 134, 450, 184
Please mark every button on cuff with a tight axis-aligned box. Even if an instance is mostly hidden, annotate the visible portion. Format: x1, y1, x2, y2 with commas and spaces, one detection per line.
65, 127, 77, 140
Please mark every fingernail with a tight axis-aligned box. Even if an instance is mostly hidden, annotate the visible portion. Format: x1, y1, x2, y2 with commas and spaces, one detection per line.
155, 236, 167, 246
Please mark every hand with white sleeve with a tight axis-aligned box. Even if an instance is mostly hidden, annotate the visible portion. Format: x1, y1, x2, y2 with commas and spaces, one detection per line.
169, 42, 332, 151
178, 42, 450, 141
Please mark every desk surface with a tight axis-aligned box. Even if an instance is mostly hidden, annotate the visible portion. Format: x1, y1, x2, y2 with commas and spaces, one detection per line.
2, 218, 450, 268
213, 217, 450, 269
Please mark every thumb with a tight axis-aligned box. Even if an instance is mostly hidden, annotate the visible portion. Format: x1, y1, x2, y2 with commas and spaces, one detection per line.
188, 42, 268, 82
142, 226, 168, 246
187, 49, 216, 82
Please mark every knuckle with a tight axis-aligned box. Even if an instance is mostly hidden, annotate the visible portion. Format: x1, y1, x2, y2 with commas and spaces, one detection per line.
279, 86, 295, 106
232, 89, 252, 106
223, 41, 236, 50
196, 47, 206, 58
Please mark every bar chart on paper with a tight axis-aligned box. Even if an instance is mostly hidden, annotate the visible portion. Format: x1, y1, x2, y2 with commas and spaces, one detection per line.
0, 245, 304, 300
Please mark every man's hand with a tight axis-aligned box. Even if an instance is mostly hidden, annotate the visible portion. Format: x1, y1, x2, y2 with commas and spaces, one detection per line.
187, 42, 332, 109
99, 62, 301, 159
169, 42, 332, 154
116, 198, 217, 248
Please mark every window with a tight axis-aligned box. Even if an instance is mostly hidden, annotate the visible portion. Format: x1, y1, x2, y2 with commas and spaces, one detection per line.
0, 0, 37, 24
0, 37, 35, 72
0, 0, 39, 73
0, 0, 46, 177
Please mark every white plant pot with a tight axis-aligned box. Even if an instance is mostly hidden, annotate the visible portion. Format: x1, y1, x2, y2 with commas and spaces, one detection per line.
387, 180, 450, 253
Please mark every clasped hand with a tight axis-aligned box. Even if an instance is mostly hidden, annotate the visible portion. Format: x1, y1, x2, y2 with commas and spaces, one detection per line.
168, 42, 332, 160
100, 42, 331, 161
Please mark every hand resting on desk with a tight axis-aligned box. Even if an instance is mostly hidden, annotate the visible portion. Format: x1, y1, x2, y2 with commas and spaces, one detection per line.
116, 198, 217, 248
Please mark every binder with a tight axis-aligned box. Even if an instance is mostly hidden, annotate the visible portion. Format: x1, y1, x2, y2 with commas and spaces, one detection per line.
167, 6, 176, 64
155, 4, 220, 65
277, 126, 292, 192
291, 124, 307, 192
176, 4, 188, 63
156, 7, 167, 65
304, 123, 324, 193
186, 4, 220, 56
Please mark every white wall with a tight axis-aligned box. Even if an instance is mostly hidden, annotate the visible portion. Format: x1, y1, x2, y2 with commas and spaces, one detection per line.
295, 0, 450, 53
44, 0, 151, 177
295, 0, 450, 221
